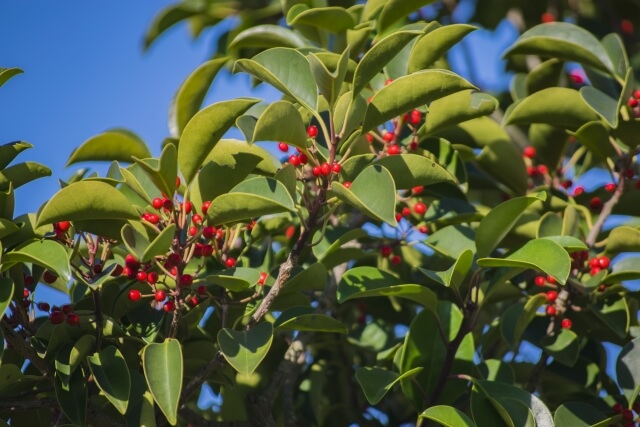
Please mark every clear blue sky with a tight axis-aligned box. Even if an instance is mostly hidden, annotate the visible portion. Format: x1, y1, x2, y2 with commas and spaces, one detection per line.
0, 1, 274, 216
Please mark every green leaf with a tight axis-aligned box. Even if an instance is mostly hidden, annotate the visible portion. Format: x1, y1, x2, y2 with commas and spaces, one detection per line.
234, 48, 317, 112
218, 322, 274, 376
376, 153, 455, 189
37, 181, 140, 227
55, 368, 87, 427
579, 86, 619, 128
178, 98, 260, 184
87, 346, 130, 415
281, 263, 328, 294
144, 3, 199, 49
503, 88, 599, 129
525, 59, 564, 94
478, 239, 571, 285
0, 162, 51, 191
419, 249, 474, 290
409, 24, 477, 72
476, 192, 547, 258
289, 6, 355, 33
134, 143, 178, 199
568, 121, 617, 162
338, 266, 437, 309
274, 306, 347, 333
0, 278, 14, 320
66, 129, 151, 166
170, 58, 227, 135
605, 226, 640, 256
312, 228, 368, 261
142, 339, 183, 426
0, 141, 33, 170
419, 405, 476, 427
0, 67, 23, 88
355, 367, 423, 405
331, 164, 397, 226
121, 223, 149, 262
617, 337, 640, 406
0, 217, 19, 240
553, 402, 608, 427
205, 267, 260, 292
142, 224, 175, 263
2, 239, 71, 281
230, 25, 309, 49
540, 328, 580, 367
204, 138, 279, 177
500, 294, 546, 348
55, 335, 95, 388
377, 0, 439, 33
503, 22, 614, 74
420, 90, 498, 136
308, 47, 350, 107
352, 30, 422, 97
602, 257, 640, 284
251, 101, 309, 150
426, 224, 476, 260
207, 177, 295, 226
540, 236, 587, 252
363, 70, 475, 132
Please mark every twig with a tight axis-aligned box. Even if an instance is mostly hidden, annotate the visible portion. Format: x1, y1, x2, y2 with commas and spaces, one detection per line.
585, 177, 625, 247
1, 320, 54, 381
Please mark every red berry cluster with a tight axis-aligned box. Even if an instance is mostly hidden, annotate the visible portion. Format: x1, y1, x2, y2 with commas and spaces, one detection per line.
522, 146, 549, 180
612, 401, 640, 425
48, 304, 80, 326
380, 245, 402, 265
627, 89, 640, 117
365, 107, 422, 155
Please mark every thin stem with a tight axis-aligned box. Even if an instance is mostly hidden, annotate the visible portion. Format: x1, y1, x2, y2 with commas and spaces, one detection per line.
92, 289, 103, 351
585, 176, 625, 247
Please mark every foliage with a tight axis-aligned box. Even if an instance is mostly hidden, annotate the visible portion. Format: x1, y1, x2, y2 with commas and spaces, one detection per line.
2, 1, 640, 426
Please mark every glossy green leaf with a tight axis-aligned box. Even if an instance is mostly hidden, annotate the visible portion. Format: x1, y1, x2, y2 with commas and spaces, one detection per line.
580, 86, 619, 128
476, 192, 546, 258
312, 228, 368, 261
503, 88, 599, 129
478, 239, 571, 285
331, 164, 397, 226
204, 138, 279, 176
87, 346, 130, 415
170, 58, 227, 135
178, 98, 260, 184
205, 267, 260, 292
308, 47, 350, 107
37, 181, 139, 226
377, 0, 438, 32
134, 143, 178, 198
602, 257, 640, 284
55, 335, 95, 388
503, 22, 614, 74
376, 153, 455, 189
540, 236, 587, 252
409, 24, 477, 72
274, 306, 347, 333
525, 59, 564, 94
537, 212, 562, 238
144, 3, 199, 49
0, 141, 32, 170
541, 328, 580, 367
419, 249, 474, 290
501, 294, 546, 348
234, 48, 317, 112
553, 402, 608, 427
568, 121, 617, 162
251, 101, 309, 150
419, 405, 476, 427
142, 224, 175, 263
207, 177, 295, 226
355, 367, 423, 405
0, 278, 13, 320
2, 239, 71, 281
0, 217, 19, 240
352, 30, 422, 97
363, 70, 475, 132
605, 226, 640, 256
218, 321, 273, 376
142, 339, 183, 426
121, 223, 149, 262
290, 6, 355, 33
55, 368, 87, 427
0, 67, 23, 88
420, 90, 498, 136
281, 263, 327, 294
230, 25, 309, 49
66, 129, 151, 166
338, 266, 437, 309
0, 161, 51, 191
617, 337, 640, 406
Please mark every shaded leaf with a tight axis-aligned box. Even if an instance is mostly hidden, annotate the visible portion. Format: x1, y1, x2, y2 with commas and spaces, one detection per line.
0, 278, 13, 320
580, 86, 619, 128
419, 249, 474, 290
55, 368, 87, 426
87, 346, 130, 415
553, 402, 609, 427
419, 405, 476, 427
274, 306, 347, 333
0, 67, 23, 88
355, 367, 423, 405
218, 322, 273, 376
540, 328, 580, 367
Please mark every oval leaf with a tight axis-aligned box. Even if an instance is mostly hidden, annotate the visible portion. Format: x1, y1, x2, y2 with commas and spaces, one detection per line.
142, 339, 183, 426
409, 24, 477, 72
420, 405, 476, 427
251, 101, 309, 150
0, 161, 51, 191
376, 153, 455, 189
274, 307, 347, 333
87, 346, 131, 415
377, 0, 438, 32
3, 239, 71, 281
290, 6, 355, 33
66, 129, 151, 166
579, 86, 619, 128
218, 321, 274, 376
230, 25, 309, 49
356, 367, 423, 405
420, 90, 498, 136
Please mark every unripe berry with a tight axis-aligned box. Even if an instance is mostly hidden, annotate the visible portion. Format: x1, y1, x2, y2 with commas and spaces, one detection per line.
307, 125, 318, 138
278, 142, 289, 152
128, 289, 142, 302
561, 318, 572, 329
152, 198, 163, 209
546, 305, 556, 316
413, 202, 427, 215
202, 200, 211, 214
523, 146, 536, 158
154, 290, 166, 301
66, 313, 80, 326
225, 258, 236, 268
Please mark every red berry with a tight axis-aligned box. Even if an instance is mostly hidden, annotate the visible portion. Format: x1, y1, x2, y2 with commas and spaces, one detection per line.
23, 289, 30, 299
343, 181, 352, 188
534, 276, 546, 286
573, 186, 585, 197
154, 290, 166, 301
197, 285, 207, 295
385, 78, 394, 85
193, 243, 203, 258
202, 226, 215, 239
43, 271, 58, 284
537, 165, 548, 175
413, 202, 427, 215
298, 153, 309, 165
546, 291, 558, 303
201, 244, 213, 257
541, 12, 555, 23
147, 271, 159, 284
560, 179, 572, 189
258, 272, 268, 286
136, 271, 148, 282
320, 162, 331, 176
390, 255, 401, 265
622, 409, 634, 421
387, 144, 400, 155
527, 166, 538, 177
621, 19, 634, 35
523, 146, 536, 159
614, 403, 624, 413
604, 183, 616, 192
569, 73, 583, 85
167, 253, 181, 266
57, 221, 71, 232
366, 133, 374, 143
278, 142, 289, 152
591, 266, 603, 276
152, 198, 163, 209
163, 301, 175, 312
412, 186, 424, 195
125, 254, 139, 268
37, 302, 50, 312
635, 90, 640, 99
49, 311, 64, 324
561, 318, 572, 329
598, 256, 610, 269
382, 131, 394, 143
188, 226, 198, 236
418, 225, 429, 234
625, 169, 635, 179
201, 201, 211, 214
289, 155, 300, 167
128, 289, 141, 302
380, 246, 392, 257
175, 177, 181, 188
589, 257, 599, 268
24, 275, 34, 287
178, 274, 193, 287
66, 313, 80, 326
192, 214, 203, 225
408, 142, 418, 150
546, 305, 556, 316
331, 163, 341, 174
182, 201, 193, 214
147, 213, 160, 224
589, 197, 603, 211
225, 258, 236, 268
162, 198, 173, 210
307, 125, 318, 138
189, 297, 199, 307
395, 213, 402, 222
410, 109, 421, 125
401, 207, 411, 217
312, 166, 322, 176
628, 98, 638, 108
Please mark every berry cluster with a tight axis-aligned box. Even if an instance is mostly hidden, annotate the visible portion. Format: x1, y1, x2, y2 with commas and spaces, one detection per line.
627, 90, 640, 117
611, 401, 640, 426
533, 275, 572, 329
365, 105, 422, 156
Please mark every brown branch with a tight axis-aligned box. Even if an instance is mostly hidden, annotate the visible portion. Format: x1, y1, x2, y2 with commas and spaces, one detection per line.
1, 320, 54, 381
585, 177, 625, 247
179, 352, 226, 407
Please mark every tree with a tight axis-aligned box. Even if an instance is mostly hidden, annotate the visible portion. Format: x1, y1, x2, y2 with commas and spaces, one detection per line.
2, 1, 640, 426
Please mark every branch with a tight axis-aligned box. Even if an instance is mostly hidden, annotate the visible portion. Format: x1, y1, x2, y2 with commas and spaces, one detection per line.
585, 177, 625, 247
1, 320, 54, 381
179, 352, 226, 407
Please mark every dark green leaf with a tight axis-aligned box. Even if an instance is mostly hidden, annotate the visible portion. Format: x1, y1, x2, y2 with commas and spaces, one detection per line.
55, 368, 87, 426
0, 278, 13, 320
568, 121, 617, 162
419, 405, 476, 427
579, 86, 619, 128
500, 294, 546, 348
0, 67, 23, 88
355, 367, 423, 405
218, 322, 273, 376
274, 306, 347, 333
553, 402, 609, 427
419, 249, 474, 290
617, 337, 640, 406
142, 339, 183, 426
541, 329, 580, 367
87, 346, 130, 415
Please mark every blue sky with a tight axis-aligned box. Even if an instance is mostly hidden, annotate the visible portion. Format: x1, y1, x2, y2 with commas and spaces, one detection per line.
0, 1, 274, 216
